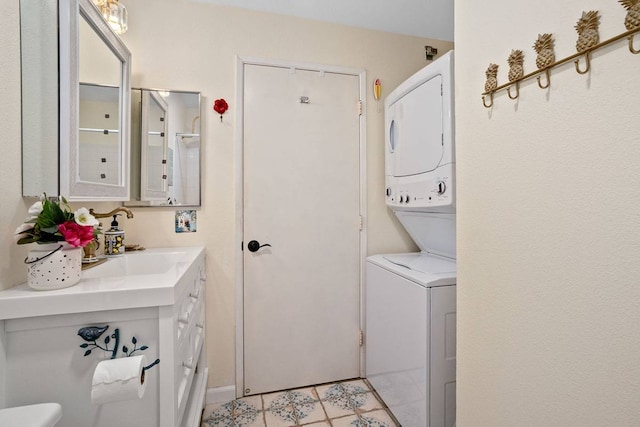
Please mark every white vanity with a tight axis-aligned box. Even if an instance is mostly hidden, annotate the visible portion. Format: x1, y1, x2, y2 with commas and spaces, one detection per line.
0, 247, 207, 427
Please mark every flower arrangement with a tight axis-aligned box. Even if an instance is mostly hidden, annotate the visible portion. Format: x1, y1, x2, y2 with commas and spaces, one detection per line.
15, 196, 99, 248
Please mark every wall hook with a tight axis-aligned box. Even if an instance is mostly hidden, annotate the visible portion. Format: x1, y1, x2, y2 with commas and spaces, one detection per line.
533, 34, 555, 89
628, 35, 640, 54
506, 50, 524, 100
482, 92, 494, 108
574, 52, 591, 74
620, 0, 640, 53
482, 63, 498, 108
574, 11, 599, 75
507, 83, 520, 100
536, 69, 551, 89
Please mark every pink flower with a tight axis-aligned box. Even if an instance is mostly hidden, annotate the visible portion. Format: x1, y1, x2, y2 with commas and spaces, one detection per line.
58, 221, 95, 248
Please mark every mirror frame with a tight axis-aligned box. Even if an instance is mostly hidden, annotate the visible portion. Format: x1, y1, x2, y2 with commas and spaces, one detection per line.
60, 0, 131, 200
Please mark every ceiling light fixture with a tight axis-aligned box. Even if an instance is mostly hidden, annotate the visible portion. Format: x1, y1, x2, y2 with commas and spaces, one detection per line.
92, 0, 128, 35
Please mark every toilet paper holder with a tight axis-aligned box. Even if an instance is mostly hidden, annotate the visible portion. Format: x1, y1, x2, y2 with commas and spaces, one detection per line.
78, 325, 160, 372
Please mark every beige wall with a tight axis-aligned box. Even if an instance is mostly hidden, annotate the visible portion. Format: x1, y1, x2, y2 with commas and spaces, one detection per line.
456, 1, 640, 425
1, 0, 452, 390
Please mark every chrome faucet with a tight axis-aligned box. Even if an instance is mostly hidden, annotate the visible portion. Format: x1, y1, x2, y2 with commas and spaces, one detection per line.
89, 207, 134, 219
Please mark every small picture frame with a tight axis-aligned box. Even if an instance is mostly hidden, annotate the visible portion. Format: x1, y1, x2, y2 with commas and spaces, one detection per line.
175, 210, 197, 233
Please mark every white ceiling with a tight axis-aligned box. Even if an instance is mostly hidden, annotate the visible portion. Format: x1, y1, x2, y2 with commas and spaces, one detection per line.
190, 0, 454, 41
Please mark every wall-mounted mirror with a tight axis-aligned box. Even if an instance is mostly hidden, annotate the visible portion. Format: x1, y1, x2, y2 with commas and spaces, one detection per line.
127, 89, 201, 207
21, 0, 131, 201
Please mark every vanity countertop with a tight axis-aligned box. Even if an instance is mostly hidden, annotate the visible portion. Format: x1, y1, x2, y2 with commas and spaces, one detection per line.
0, 246, 205, 321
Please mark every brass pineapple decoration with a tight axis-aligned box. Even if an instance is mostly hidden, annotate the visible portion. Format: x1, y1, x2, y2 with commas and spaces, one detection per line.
619, 0, 640, 30
533, 34, 555, 69
484, 63, 499, 92
575, 11, 600, 52
507, 50, 525, 82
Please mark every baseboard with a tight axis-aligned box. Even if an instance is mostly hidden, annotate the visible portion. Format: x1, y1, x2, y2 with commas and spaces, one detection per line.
206, 384, 237, 405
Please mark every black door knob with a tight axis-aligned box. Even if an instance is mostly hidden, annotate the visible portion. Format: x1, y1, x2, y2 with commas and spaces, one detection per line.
247, 240, 272, 252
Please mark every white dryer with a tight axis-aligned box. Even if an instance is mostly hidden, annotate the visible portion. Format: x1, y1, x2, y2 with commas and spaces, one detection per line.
365, 51, 456, 427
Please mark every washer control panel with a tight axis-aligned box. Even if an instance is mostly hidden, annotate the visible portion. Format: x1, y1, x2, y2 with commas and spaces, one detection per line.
385, 165, 455, 212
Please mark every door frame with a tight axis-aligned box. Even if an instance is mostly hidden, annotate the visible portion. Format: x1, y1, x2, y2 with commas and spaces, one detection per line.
234, 55, 368, 397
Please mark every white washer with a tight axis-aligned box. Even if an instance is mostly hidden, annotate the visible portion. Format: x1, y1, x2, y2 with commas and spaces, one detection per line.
365, 51, 457, 427
366, 252, 457, 427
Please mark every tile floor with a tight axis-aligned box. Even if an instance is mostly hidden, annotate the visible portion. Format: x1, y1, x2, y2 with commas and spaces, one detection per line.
201, 379, 400, 427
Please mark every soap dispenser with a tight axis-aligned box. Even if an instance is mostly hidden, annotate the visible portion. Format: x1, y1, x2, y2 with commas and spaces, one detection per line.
104, 214, 125, 256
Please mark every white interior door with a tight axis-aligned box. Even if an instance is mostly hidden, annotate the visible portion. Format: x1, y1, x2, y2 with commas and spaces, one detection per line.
242, 63, 362, 395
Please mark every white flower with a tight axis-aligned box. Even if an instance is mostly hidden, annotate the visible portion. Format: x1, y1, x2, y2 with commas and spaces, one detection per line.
27, 201, 43, 218
14, 223, 34, 242
74, 207, 99, 227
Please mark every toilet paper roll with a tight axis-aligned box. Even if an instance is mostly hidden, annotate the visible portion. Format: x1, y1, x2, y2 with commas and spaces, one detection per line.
91, 355, 148, 405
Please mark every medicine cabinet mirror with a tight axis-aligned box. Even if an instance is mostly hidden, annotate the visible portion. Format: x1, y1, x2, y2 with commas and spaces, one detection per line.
127, 89, 201, 207
21, 0, 131, 201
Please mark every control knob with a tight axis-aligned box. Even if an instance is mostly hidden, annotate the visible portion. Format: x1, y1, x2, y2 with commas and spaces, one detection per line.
385, 187, 392, 197
436, 181, 446, 195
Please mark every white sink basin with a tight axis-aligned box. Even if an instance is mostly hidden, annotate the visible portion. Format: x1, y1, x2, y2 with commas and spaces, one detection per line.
82, 251, 191, 279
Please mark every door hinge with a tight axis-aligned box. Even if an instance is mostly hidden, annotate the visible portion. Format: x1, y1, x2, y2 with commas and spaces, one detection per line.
359, 215, 363, 231
358, 100, 363, 116
241, 241, 244, 251
359, 330, 364, 347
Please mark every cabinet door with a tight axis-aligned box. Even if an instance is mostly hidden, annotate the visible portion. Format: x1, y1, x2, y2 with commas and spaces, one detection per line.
62, 0, 131, 201
5, 310, 160, 427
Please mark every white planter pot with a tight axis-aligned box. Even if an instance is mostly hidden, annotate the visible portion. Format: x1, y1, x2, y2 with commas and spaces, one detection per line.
25, 242, 82, 291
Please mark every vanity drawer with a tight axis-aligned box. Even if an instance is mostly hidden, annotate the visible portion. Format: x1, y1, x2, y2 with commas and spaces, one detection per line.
191, 302, 205, 360
175, 302, 205, 423
176, 343, 195, 423
176, 269, 204, 344
176, 298, 194, 344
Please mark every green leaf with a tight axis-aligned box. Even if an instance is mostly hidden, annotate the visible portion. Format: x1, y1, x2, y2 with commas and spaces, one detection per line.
132, 336, 137, 344
37, 200, 68, 229
80, 343, 89, 348
140, 345, 148, 351
84, 349, 92, 357
17, 237, 37, 245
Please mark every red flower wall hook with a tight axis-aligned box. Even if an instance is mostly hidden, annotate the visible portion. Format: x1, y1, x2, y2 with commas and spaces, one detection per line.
214, 99, 228, 122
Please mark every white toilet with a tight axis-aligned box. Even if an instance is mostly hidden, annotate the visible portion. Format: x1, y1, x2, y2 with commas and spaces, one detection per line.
0, 403, 62, 427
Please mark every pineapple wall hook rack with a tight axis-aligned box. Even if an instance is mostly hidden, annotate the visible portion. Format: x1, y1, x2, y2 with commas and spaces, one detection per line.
481, 6, 640, 109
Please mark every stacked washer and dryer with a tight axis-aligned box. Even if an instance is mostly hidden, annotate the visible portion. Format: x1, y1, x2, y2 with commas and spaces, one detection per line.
365, 51, 456, 427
